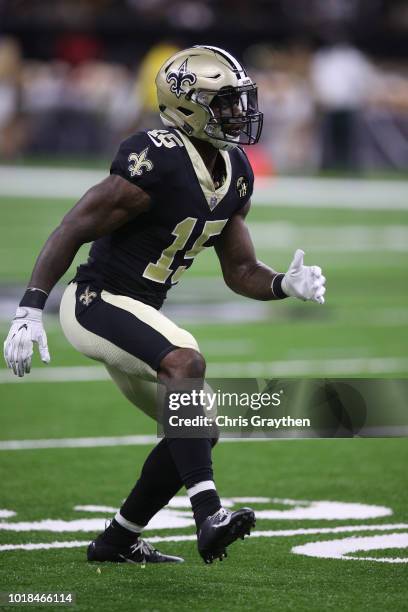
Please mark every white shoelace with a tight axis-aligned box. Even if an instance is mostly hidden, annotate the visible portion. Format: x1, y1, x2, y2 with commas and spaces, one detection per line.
212, 507, 230, 522
130, 539, 155, 556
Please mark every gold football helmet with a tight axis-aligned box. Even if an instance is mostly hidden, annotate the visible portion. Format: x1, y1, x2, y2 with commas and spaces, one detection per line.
156, 45, 263, 150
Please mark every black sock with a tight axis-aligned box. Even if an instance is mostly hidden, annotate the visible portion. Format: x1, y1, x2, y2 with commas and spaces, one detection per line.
189, 489, 221, 529
119, 439, 183, 527
101, 518, 138, 547
103, 435, 220, 546
166, 437, 221, 529
101, 440, 183, 548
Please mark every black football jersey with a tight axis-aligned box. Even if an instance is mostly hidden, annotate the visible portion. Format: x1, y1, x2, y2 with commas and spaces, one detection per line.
74, 127, 254, 309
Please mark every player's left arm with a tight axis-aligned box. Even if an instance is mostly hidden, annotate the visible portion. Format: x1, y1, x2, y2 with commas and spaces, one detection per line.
215, 201, 326, 303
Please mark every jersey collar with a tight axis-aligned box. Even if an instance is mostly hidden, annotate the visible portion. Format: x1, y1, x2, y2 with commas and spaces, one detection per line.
175, 129, 232, 211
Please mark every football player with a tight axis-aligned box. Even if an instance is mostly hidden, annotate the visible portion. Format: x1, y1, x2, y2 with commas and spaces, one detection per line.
3, 46, 326, 564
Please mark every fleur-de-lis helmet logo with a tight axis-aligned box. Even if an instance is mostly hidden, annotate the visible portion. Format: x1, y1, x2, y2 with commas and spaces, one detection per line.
166, 59, 197, 98
128, 147, 154, 177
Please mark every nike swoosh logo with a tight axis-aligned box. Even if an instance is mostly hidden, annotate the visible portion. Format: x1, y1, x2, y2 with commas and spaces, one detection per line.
118, 554, 139, 565
11, 325, 28, 340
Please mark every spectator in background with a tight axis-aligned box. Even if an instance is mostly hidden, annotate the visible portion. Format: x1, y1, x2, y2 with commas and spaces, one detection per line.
311, 40, 376, 170
21, 57, 140, 157
250, 44, 317, 174
136, 42, 180, 130
0, 37, 23, 158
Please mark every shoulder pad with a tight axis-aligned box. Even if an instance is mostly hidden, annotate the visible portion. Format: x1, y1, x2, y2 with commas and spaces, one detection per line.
110, 130, 182, 193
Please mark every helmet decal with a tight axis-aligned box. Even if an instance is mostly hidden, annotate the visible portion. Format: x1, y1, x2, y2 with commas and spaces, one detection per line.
195, 45, 247, 77
166, 59, 197, 98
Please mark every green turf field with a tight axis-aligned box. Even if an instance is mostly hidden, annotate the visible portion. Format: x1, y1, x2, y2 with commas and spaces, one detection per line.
0, 437, 407, 611
1, 189, 407, 375
0, 177, 407, 611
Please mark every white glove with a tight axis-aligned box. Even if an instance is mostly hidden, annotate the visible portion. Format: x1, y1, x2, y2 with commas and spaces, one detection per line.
3, 307, 50, 377
281, 249, 326, 304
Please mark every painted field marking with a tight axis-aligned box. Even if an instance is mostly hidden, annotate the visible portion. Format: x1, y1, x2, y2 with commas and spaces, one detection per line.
1, 525, 408, 559
1, 167, 407, 209
0, 436, 280, 451
1, 356, 407, 386
248, 223, 408, 252
0, 435, 159, 451
1, 497, 407, 564
0, 498, 392, 531
292, 532, 408, 563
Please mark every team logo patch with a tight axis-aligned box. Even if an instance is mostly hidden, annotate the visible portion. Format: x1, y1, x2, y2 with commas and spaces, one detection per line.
79, 286, 97, 306
166, 59, 197, 98
236, 176, 249, 198
128, 147, 154, 177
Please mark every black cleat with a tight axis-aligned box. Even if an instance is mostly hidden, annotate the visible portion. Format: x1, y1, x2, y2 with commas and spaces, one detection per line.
197, 507, 256, 564
87, 534, 184, 564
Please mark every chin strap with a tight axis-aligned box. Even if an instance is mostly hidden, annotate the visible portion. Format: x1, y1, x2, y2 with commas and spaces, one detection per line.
160, 110, 194, 136
160, 113, 236, 151
199, 127, 237, 151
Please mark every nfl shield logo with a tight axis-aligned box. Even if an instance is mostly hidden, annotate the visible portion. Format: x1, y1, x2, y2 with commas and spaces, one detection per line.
209, 195, 218, 209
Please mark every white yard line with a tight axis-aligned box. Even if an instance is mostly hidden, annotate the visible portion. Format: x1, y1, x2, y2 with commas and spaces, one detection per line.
0, 435, 276, 451
255, 176, 408, 210
248, 223, 408, 252
1, 356, 407, 385
0, 365, 110, 384
210, 357, 408, 377
0, 427, 406, 452
0, 166, 105, 199
1, 524, 408, 552
0, 166, 407, 209
0, 435, 158, 450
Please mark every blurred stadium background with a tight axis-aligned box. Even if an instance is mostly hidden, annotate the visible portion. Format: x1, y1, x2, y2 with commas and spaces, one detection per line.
0, 2, 407, 610
0, 0, 407, 378
0, 0, 408, 171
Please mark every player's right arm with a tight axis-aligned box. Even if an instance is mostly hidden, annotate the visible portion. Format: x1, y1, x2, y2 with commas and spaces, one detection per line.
3, 174, 150, 376
26, 175, 150, 293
